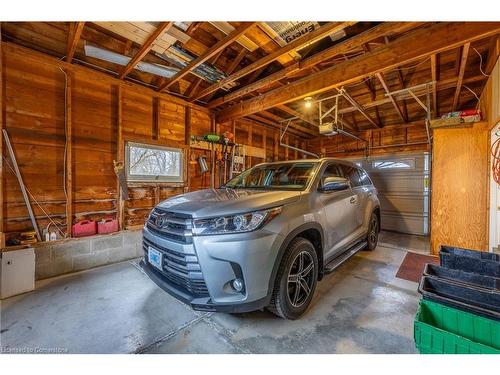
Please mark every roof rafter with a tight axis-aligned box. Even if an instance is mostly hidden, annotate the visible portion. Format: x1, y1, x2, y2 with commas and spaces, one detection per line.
208, 22, 424, 109
66, 22, 85, 63
216, 22, 500, 122
430, 54, 438, 117
119, 22, 173, 80
451, 42, 470, 111
159, 22, 257, 91
376, 72, 408, 123
193, 22, 356, 101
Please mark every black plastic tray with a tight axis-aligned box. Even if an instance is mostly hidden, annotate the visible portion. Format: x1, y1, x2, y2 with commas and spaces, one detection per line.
423, 263, 500, 291
418, 276, 500, 321
439, 245, 500, 278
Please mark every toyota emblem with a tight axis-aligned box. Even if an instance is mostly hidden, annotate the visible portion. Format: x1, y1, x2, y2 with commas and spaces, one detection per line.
155, 214, 166, 228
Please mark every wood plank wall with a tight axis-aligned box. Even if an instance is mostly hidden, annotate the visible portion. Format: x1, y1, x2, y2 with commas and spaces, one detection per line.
430, 122, 490, 254
307, 122, 430, 158
1, 42, 305, 241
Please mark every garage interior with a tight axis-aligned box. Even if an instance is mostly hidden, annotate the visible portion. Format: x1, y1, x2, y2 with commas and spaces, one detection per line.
0, 21, 499, 354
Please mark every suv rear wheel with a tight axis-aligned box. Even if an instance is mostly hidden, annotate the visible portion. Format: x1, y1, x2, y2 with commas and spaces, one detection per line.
365, 212, 379, 251
268, 237, 318, 319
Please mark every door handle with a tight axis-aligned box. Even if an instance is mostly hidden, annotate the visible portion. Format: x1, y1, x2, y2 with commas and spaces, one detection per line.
350, 196, 357, 204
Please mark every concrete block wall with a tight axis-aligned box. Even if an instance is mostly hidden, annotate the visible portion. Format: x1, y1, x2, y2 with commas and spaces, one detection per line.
33, 230, 143, 280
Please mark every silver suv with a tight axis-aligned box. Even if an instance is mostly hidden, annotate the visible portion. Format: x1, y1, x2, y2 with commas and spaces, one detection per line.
140, 158, 380, 319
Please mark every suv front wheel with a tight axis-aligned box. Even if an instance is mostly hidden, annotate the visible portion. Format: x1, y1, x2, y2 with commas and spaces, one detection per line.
268, 237, 318, 319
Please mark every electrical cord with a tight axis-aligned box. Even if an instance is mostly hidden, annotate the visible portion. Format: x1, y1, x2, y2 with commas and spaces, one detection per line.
472, 47, 490, 78
491, 136, 500, 185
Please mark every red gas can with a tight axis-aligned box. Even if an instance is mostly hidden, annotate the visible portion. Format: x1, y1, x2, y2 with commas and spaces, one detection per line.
97, 218, 119, 235
72, 220, 97, 237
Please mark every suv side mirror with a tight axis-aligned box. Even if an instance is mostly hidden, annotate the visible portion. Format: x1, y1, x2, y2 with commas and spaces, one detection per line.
319, 176, 350, 192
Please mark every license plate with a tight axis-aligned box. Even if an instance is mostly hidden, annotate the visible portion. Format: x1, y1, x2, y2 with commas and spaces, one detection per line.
148, 246, 162, 270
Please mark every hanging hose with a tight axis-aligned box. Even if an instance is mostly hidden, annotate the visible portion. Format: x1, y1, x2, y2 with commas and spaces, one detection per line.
491, 136, 500, 185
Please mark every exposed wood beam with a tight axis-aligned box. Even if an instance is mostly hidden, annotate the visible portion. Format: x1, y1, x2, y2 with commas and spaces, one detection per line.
337, 74, 485, 117
430, 54, 438, 117
340, 88, 380, 128
452, 42, 470, 111
193, 22, 356, 101
485, 35, 500, 75
226, 49, 248, 75
217, 22, 500, 122
255, 111, 317, 137
159, 22, 256, 91
201, 49, 245, 102
208, 64, 300, 108
376, 72, 407, 123
185, 49, 225, 98
66, 22, 85, 63
350, 112, 359, 131
119, 22, 173, 80
277, 104, 318, 127
208, 22, 424, 108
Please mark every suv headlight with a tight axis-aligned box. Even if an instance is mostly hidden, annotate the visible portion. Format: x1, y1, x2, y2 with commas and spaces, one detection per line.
192, 207, 282, 236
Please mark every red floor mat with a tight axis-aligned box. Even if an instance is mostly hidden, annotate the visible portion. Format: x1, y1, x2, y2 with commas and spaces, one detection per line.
396, 252, 439, 283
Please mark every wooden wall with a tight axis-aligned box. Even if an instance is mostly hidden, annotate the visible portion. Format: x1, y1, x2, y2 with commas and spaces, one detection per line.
307, 121, 430, 158
430, 122, 490, 254
0, 42, 306, 243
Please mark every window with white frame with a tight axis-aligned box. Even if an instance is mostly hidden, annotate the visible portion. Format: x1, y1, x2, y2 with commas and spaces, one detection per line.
126, 142, 183, 183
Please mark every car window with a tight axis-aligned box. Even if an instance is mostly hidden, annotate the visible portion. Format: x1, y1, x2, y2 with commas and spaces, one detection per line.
224, 162, 317, 191
341, 165, 362, 187
322, 163, 343, 179
358, 168, 373, 186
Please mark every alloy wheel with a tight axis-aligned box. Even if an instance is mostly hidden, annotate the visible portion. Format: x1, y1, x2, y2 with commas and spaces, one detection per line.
287, 251, 315, 308
369, 216, 378, 245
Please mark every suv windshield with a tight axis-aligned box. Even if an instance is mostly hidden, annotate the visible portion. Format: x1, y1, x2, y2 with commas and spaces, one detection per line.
223, 162, 318, 191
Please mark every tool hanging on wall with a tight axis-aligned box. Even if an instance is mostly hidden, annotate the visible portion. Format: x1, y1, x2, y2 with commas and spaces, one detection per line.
217, 131, 234, 186
113, 160, 129, 200
230, 144, 246, 179
192, 132, 237, 187
2, 129, 42, 241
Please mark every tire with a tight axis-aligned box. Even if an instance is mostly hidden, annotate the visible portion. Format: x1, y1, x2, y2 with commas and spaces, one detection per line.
364, 212, 379, 251
268, 237, 318, 320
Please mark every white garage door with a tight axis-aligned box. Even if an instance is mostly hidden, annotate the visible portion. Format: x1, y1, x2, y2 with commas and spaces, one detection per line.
352, 153, 430, 236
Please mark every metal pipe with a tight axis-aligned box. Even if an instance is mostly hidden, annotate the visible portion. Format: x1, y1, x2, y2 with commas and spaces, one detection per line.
336, 128, 368, 144
279, 142, 319, 158
369, 141, 429, 150
3, 129, 42, 241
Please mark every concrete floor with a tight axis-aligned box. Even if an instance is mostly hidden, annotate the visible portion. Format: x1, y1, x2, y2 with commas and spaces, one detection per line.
0, 231, 425, 354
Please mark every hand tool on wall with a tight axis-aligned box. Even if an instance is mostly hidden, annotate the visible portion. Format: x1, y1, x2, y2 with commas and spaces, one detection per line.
2, 129, 42, 241
113, 160, 129, 200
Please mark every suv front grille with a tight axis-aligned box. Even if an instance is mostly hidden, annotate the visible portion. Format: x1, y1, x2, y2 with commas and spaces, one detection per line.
146, 208, 192, 244
143, 237, 209, 297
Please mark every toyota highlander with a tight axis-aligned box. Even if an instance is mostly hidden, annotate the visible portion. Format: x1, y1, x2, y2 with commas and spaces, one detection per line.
140, 158, 380, 319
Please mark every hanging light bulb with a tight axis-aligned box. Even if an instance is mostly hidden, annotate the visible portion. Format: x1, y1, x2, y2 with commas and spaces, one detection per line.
304, 97, 313, 108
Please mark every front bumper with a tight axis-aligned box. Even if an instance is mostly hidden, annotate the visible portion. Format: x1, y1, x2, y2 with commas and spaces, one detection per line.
142, 226, 285, 313
140, 259, 268, 313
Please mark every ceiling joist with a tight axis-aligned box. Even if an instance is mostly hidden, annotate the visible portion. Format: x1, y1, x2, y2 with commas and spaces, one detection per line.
208, 22, 425, 109
193, 22, 356, 101
159, 22, 257, 91
451, 42, 470, 111
119, 22, 173, 80
216, 22, 500, 122
66, 22, 85, 63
